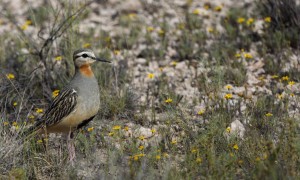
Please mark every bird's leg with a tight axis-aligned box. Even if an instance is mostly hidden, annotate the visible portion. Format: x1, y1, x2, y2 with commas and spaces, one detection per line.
67, 130, 76, 165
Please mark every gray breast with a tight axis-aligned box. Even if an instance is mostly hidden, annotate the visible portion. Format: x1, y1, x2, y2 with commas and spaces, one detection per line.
69, 73, 101, 117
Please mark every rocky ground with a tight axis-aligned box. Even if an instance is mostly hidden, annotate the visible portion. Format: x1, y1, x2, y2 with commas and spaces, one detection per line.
1, 0, 300, 179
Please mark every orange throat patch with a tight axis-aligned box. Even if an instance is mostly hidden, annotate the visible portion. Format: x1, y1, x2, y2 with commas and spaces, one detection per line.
79, 64, 94, 77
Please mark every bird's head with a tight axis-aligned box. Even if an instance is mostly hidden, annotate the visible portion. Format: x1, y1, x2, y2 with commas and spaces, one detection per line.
73, 49, 111, 68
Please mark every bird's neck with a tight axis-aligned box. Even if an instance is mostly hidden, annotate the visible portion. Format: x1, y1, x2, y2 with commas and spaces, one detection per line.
78, 64, 94, 77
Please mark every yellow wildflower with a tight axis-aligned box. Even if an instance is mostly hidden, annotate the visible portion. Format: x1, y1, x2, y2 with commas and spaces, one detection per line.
13, 102, 18, 106
108, 132, 114, 136
6, 73, 15, 79
271, 75, 279, 79
191, 148, 198, 153
114, 50, 120, 55
237, 17, 245, 24
112, 125, 121, 130
288, 81, 295, 86
37, 139, 43, 144
28, 115, 35, 119
87, 127, 94, 132
157, 29, 165, 36
151, 128, 156, 134
214, 6, 222, 12
192, 9, 200, 15
139, 135, 145, 141
138, 145, 144, 150
265, 112, 273, 117
147, 26, 154, 32
263, 153, 268, 160
83, 43, 91, 48
163, 153, 169, 157
255, 157, 261, 161
12, 122, 17, 126
246, 18, 254, 25
224, 93, 233, 99
148, 73, 155, 79
128, 13, 137, 19
197, 109, 205, 115
52, 90, 60, 98
124, 126, 129, 131
171, 140, 177, 145
155, 155, 161, 160
290, 93, 295, 97
21, 20, 32, 30
133, 153, 145, 161
235, 53, 241, 58
226, 127, 231, 133
225, 84, 233, 90
264, 17, 271, 23
133, 155, 139, 161
36, 108, 43, 113
196, 157, 202, 163
238, 160, 243, 164
165, 98, 173, 103
233, 144, 239, 150
207, 27, 214, 33
25, 20, 32, 25
277, 93, 283, 99
3, 122, 9, 126
282, 76, 289, 81
243, 53, 253, 59
54, 56, 62, 61
171, 61, 178, 66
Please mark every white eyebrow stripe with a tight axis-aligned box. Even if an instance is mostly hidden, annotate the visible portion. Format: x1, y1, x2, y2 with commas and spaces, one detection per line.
77, 52, 95, 57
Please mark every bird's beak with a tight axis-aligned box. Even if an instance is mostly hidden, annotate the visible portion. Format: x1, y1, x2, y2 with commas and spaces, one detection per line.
95, 57, 111, 63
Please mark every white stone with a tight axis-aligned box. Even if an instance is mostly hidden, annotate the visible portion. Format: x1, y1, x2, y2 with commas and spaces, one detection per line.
230, 119, 245, 139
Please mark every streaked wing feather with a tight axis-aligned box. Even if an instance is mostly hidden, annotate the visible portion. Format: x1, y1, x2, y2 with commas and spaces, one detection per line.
43, 88, 78, 126
27, 88, 78, 133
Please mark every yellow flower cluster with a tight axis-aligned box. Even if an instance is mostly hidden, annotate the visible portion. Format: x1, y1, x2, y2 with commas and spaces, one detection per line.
36, 108, 43, 113
147, 73, 155, 79
87, 127, 94, 132
55, 56, 62, 61
165, 98, 173, 103
192, 9, 200, 15
52, 90, 60, 98
112, 125, 121, 130
197, 109, 205, 115
265, 112, 273, 117
264, 17, 271, 23
6, 73, 15, 79
224, 93, 233, 99
21, 20, 32, 30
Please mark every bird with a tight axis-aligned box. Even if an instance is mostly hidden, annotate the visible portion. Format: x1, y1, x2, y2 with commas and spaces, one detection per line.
22, 48, 111, 163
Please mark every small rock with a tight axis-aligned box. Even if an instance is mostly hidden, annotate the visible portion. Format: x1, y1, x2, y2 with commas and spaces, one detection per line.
135, 58, 147, 65
134, 127, 152, 139
230, 119, 245, 139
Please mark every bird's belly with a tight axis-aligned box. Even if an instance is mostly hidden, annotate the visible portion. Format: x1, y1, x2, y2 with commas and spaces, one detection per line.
46, 108, 98, 133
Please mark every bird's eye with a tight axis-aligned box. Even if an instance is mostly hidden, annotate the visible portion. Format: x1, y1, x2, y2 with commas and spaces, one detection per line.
82, 54, 88, 58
